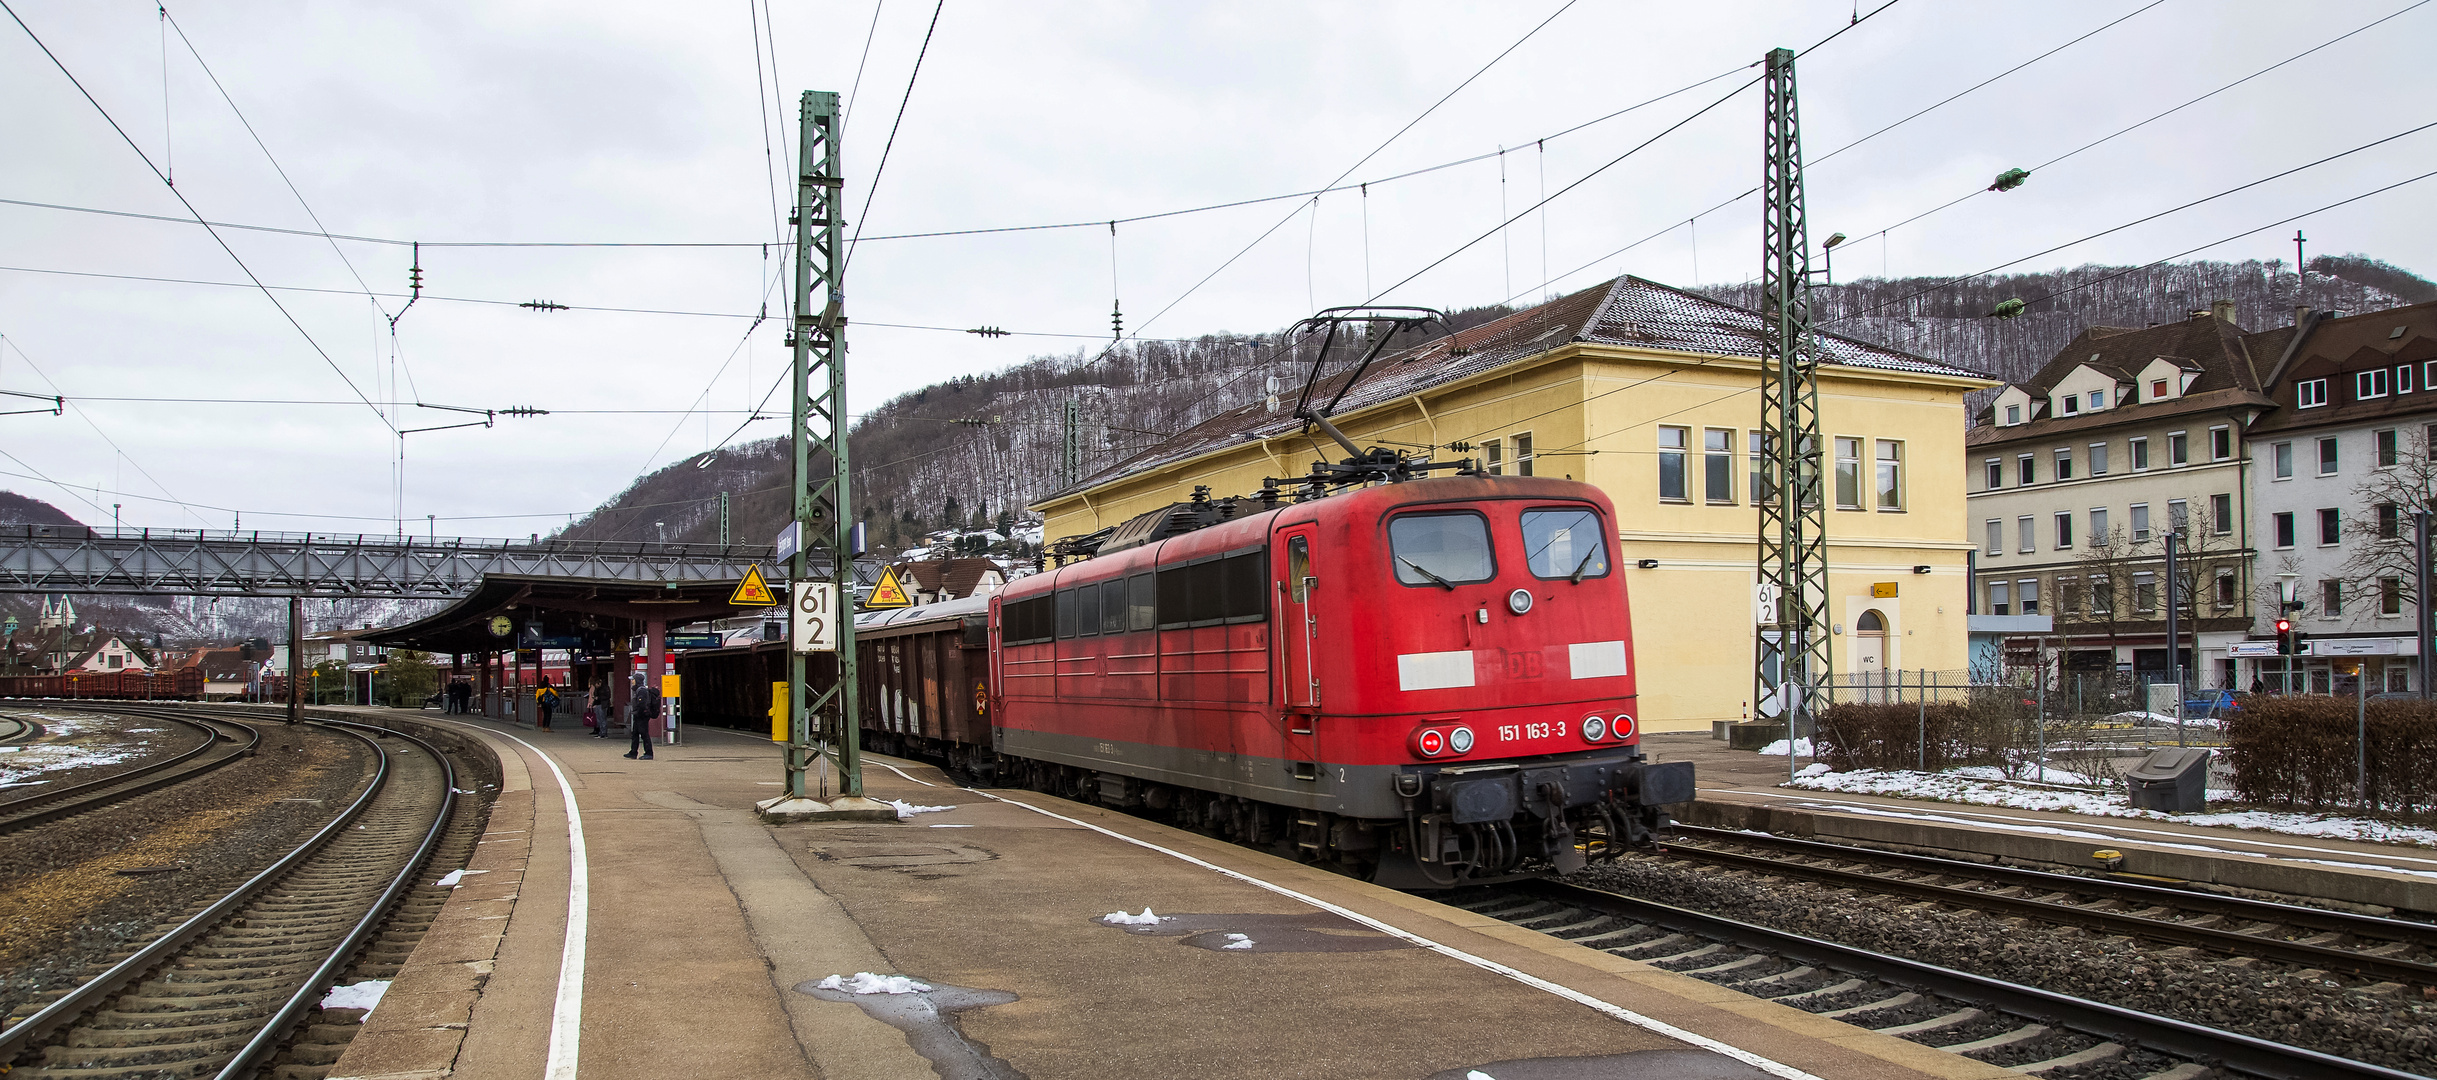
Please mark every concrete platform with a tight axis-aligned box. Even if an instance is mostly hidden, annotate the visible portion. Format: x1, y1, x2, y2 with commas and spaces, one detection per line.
297, 708, 2012, 1080
1643, 732, 2437, 915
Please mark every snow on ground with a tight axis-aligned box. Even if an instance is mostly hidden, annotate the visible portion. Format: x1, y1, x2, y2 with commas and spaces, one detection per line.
1789, 767, 2437, 848
321, 980, 392, 1018
1101, 907, 1165, 926
0, 741, 138, 786
1220, 933, 1255, 950
816, 972, 931, 995
888, 800, 955, 820
1755, 737, 1814, 756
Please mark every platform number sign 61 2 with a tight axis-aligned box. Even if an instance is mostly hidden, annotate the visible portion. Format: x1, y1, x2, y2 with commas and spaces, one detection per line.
792, 582, 838, 653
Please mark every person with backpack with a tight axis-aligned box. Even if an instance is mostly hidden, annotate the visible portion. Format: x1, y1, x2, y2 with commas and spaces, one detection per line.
589, 679, 613, 738
535, 677, 559, 732
625, 675, 659, 759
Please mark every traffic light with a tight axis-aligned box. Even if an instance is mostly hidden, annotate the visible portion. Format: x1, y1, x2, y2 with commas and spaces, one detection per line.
2275, 618, 2293, 655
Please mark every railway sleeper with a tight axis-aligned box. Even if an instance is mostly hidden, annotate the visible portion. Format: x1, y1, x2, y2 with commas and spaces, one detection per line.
59, 1016, 265, 1048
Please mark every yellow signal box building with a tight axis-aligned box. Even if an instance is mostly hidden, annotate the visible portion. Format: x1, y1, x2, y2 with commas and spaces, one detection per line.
1033, 277, 1995, 732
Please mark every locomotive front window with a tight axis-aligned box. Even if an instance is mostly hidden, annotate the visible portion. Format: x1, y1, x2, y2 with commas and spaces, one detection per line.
1521, 509, 1610, 580
1388, 513, 1494, 588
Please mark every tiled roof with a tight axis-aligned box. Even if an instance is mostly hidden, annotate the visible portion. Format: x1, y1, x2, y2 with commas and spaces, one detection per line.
2014, 312, 2264, 402
2248, 301, 2437, 436
1055, 276, 1985, 498
1965, 387, 2275, 448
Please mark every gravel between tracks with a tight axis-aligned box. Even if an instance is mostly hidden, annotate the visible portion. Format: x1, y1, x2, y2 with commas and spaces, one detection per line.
1576, 852, 2437, 1073
0, 722, 376, 1022
0, 709, 202, 791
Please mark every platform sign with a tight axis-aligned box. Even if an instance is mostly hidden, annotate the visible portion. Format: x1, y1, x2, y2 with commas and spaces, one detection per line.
774, 522, 802, 563
661, 673, 680, 698
1870, 582, 1899, 599
792, 582, 838, 653
866, 565, 914, 609
730, 564, 778, 607
2226, 641, 2280, 658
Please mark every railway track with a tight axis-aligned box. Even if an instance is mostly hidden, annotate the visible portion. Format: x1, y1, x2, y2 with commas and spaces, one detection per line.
1659, 824, 2437, 988
0, 707, 262, 836
0, 718, 460, 1080
1453, 880, 2425, 1080
0, 713, 42, 742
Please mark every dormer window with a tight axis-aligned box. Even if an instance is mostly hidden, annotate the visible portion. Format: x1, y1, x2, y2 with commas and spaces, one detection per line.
2358, 369, 2390, 400
2060, 395, 2079, 416
2298, 378, 2328, 408
2149, 379, 2168, 400
2005, 404, 2021, 425
2088, 390, 2104, 410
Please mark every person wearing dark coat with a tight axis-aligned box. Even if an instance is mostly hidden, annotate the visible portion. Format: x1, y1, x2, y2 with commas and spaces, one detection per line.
625, 677, 660, 759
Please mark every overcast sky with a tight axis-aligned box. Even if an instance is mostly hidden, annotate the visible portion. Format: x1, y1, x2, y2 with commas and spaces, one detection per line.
2, 0, 2429, 538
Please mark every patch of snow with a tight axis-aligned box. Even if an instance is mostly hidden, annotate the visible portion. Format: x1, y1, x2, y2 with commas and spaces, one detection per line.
1796, 762, 1831, 777
0, 741, 138, 786
1788, 768, 2437, 848
321, 979, 392, 1017
1469, 1072, 1498, 1080
888, 800, 955, 820
434, 869, 487, 887
1755, 737, 1814, 756
1101, 907, 1165, 926
816, 972, 932, 995
1220, 933, 1255, 950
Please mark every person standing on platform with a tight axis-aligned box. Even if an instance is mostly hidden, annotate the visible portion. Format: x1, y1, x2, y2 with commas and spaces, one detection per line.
625, 675, 659, 759
535, 676, 558, 732
589, 678, 613, 738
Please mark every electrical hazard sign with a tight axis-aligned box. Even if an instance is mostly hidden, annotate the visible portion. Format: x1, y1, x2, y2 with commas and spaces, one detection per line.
729, 564, 778, 607
865, 565, 914, 609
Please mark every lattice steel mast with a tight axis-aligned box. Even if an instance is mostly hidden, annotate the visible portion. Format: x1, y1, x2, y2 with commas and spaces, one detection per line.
1755, 47, 1831, 768
785, 90, 864, 802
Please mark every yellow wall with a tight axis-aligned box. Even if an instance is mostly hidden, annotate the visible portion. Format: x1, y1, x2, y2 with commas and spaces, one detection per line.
1036, 343, 1988, 732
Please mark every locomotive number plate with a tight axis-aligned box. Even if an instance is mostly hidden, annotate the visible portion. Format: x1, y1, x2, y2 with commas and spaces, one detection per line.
1496, 720, 1566, 742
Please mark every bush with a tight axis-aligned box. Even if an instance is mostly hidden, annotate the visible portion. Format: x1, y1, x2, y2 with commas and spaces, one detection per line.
2223, 696, 2437, 812
1817, 702, 1993, 772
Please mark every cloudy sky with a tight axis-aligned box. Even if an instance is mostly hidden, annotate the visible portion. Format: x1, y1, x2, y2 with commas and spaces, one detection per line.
2, 0, 2428, 538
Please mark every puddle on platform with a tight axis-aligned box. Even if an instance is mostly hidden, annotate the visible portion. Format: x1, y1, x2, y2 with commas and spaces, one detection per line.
1429, 1051, 1778, 1080
795, 977, 1023, 1080
1093, 910, 1416, 953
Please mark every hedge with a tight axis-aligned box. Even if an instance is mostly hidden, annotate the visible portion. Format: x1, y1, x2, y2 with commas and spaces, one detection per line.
2222, 696, 2437, 812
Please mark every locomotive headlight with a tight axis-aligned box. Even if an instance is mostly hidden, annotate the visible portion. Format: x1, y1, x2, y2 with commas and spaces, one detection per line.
1449, 726, 1475, 754
1507, 588, 1533, 615
1611, 713, 1636, 740
1414, 728, 1447, 757
1581, 716, 1607, 741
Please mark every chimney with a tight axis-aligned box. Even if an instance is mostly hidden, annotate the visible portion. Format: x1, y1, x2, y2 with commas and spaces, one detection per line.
2212, 299, 2236, 324
2294, 305, 2310, 328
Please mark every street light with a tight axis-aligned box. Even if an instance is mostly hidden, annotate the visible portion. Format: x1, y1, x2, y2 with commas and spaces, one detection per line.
1818, 232, 1846, 287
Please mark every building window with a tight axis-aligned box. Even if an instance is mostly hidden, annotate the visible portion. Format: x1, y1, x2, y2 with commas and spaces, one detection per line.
2055, 512, 2073, 549
2319, 507, 2341, 545
2018, 516, 2036, 554
2379, 502, 2401, 540
2383, 576, 2405, 616
2005, 403, 2022, 425
1984, 458, 2001, 490
2211, 492, 2233, 535
2168, 431, 2188, 466
2060, 393, 2079, 415
2216, 572, 2237, 608
1657, 427, 1688, 501
2018, 579, 2041, 616
2319, 436, 2339, 475
2210, 426, 2231, 461
2391, 661, 2413, 693
2054, 448, 2073, 480
2059, 577, 2082, 615
2130, 436, 2150, 470
2401, 365, 2416, 394
2273, 441, 2293, 479
1876, 440, 1904, 510
2150, 378, 2169, 400
2090, 390, 2105, 410
1485, 439, 1504, 475
2134, 572, 2157, 613
2168, 499, 2189, 540
1514, 433, 1535, 477
1749, 431, 1769, 505
2089, 507, 2108, 546
2016, 453, 2035, 487
2323, 579, 2343, 616
2298, 378, 2328, 408
2359, 368, 2390, 400
107, 655, 123, 669
2377, 428, 2400, 467
1988, 580, 2011, 616
1985, 519, 2003, 557
2131, 502, 2151, 542
2273, 511, 2295, 549
1704, 428, 1734, 503
2089, 442, 2109, 475
1835, 437, 1863, 508
2090, 577, 2114, 615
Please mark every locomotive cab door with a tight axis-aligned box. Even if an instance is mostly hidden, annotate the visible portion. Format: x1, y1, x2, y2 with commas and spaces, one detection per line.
1278, 529, 1322, 782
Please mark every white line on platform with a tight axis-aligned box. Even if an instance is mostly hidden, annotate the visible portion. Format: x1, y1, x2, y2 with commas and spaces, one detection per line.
964, 783, 1826, 1080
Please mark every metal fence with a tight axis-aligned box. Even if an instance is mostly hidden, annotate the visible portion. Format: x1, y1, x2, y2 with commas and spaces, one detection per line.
1812, 668, 2231, 786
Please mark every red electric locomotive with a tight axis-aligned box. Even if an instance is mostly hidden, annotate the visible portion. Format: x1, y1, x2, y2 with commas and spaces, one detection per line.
988, 473, 1692, 886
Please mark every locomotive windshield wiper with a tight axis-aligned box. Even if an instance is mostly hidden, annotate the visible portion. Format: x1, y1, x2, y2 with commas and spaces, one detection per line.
1569, 546, 1604, 584
1398, 557, 1456, 591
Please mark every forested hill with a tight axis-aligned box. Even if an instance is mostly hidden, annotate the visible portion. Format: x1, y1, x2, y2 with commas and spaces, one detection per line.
559, 255, 2431, 556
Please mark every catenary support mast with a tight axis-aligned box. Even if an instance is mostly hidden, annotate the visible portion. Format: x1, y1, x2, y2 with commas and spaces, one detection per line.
1755, 46, 1832, 775
784, 90, 864, 801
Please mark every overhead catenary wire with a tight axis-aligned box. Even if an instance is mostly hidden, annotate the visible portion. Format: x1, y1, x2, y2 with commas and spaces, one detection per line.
842, 0, 945, 272
0, 0, 396, 435
0, 333, 203, 527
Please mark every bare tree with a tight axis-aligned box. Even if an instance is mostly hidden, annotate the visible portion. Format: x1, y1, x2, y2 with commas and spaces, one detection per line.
2336, 427, 2437, 611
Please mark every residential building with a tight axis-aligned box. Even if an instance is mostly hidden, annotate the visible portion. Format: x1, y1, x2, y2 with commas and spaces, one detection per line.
886, 557, 1008, 605
1031, 276, 1994, 733
2242, 300, 2437, 693
65, 632, 153, 673
1965, 302, 2271, 688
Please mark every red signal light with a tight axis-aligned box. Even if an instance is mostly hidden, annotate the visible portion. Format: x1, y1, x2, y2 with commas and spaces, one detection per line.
2275, 618, 2291, 634
1414, 728, 1447, 757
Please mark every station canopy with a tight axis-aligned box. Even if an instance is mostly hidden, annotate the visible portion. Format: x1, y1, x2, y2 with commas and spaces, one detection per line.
359, 573, 774, 655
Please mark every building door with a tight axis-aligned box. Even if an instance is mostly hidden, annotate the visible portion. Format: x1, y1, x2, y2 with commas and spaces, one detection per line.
1854, 609, 1888, 701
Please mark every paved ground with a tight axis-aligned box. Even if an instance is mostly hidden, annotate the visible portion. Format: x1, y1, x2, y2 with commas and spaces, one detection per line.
314, 710, 2013, 1080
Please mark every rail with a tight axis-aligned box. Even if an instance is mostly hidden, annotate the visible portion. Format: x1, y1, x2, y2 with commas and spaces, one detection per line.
0, 708, 260, 835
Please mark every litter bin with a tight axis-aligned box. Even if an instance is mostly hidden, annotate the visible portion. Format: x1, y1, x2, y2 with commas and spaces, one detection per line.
2126, 747, 2211, 813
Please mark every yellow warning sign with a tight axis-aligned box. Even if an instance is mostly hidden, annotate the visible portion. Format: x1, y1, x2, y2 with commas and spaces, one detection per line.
865, 564, 914, 609
729, 564, 778, 606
